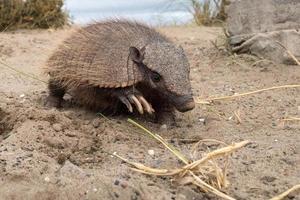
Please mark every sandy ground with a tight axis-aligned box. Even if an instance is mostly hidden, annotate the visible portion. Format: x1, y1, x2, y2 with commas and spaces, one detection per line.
0, 25, 299, 200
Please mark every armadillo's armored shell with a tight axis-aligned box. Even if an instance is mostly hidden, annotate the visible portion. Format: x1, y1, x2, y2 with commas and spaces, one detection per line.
46, 20, 169, 89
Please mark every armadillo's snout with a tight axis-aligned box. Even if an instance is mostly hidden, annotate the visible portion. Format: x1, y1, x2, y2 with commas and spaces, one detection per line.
173, 96, 195, 112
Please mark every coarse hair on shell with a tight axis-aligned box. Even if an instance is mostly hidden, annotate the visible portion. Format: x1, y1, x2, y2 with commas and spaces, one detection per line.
46, 19, 171, 90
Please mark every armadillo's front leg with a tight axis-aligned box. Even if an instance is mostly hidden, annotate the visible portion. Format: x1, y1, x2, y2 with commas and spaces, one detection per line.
116, 89, 154, 115
119, 96, 133, 113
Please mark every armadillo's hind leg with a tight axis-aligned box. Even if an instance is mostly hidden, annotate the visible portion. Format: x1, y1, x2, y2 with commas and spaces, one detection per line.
46, 79, 66, 108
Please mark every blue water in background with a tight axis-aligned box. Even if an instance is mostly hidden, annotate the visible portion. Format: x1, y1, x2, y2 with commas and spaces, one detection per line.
64, 0, 194, 26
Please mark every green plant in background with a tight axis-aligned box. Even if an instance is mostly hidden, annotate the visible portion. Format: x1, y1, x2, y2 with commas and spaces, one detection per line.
187, 0, 228, 26
0, 0, 23, 31
215, 0, 229, 21
0, 0, 69, 31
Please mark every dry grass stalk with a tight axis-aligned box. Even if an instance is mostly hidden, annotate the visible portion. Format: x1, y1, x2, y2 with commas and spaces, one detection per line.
282, 117, 300, 122
251, 59, 273, 67
275, 41, 300, 66
234, 110, 242, 124
0, 60, 47, 84
195, 84, 300, 104
270, 184, 300, 200
113, 119, 250, 200
127, 119, 189, 163
183, 140, 249, 171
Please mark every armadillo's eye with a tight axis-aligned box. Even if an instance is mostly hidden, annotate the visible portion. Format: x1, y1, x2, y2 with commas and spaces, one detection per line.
151, 72, 161, 82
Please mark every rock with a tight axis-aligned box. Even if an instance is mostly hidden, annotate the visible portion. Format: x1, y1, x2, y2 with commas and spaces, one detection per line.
52, 123, 63, 132
57, 153, 70, 165
92, 118, 101, 128
261, 176, 276, 183
43, 137, 65, 149
234, 191, 249, 200
114, 133, 128, 142
44, 176, 50, 182
226, 0, 300, 36
0, 102, 7, 110
63, 111, 75, 119
198, 117, 206, 125
114, 179, 120, 185
160, 124, 167, 130
176, 186, 212, 200
147, 149, 155, 156
78, 138, 93, 150
226, 0, 300, 64
37, 124, 44, 130
120, 181, 128, 189
59, 160, 87, 179
65, 130, 77, 137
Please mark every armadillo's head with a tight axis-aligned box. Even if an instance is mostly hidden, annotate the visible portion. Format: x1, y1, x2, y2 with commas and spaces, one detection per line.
129, 42, 195, 112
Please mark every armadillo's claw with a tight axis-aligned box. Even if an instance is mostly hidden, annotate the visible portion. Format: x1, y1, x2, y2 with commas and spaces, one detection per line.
118, 94, 154, 115
137, 96, 155, 114
119, 96, 133, 113
129, 94, 144, 114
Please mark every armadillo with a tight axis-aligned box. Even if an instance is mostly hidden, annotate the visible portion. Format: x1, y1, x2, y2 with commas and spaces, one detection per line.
46, 20, 195, 122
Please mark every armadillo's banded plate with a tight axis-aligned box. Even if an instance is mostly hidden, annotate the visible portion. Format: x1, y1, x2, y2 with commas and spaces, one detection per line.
45, 20, 166, 89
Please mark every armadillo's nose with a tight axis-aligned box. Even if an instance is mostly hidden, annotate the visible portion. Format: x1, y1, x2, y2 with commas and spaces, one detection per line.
174, 96, 195, 112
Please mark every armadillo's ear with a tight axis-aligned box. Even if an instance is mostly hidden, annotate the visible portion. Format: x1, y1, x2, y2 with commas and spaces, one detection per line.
129, 46, 144, 63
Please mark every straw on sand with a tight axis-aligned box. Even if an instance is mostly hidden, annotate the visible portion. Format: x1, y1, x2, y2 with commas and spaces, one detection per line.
195, 84, 300, 104
113, 120, 300, 199
282, 117, 300, 122
275, 41, 300, 66
0, 60, 47, 84
113, 119, 250, 200
270, 184, 300, 200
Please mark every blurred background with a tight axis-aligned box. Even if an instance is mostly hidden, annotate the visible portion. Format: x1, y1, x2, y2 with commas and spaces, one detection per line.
0, 0, 226, 31
64, 0, 193, 25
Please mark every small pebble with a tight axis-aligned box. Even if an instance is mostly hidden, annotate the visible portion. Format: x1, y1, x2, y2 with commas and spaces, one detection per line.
160, 124, 167, 130
92, 118, 101, 128
199, 118, 205, 122
261, 176, 276, 183
44, 176, 50, 182
114, 133, 125, 142
198, 118, 206, 125
52, 123, 63, 132
65, 131, 76, 137
19, 94, 25, 98
114, 179, 120, 185
120, 181, 128, 188
247, 142, 258, 149
0, 103, 7, 110
148, 149, 155, 156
